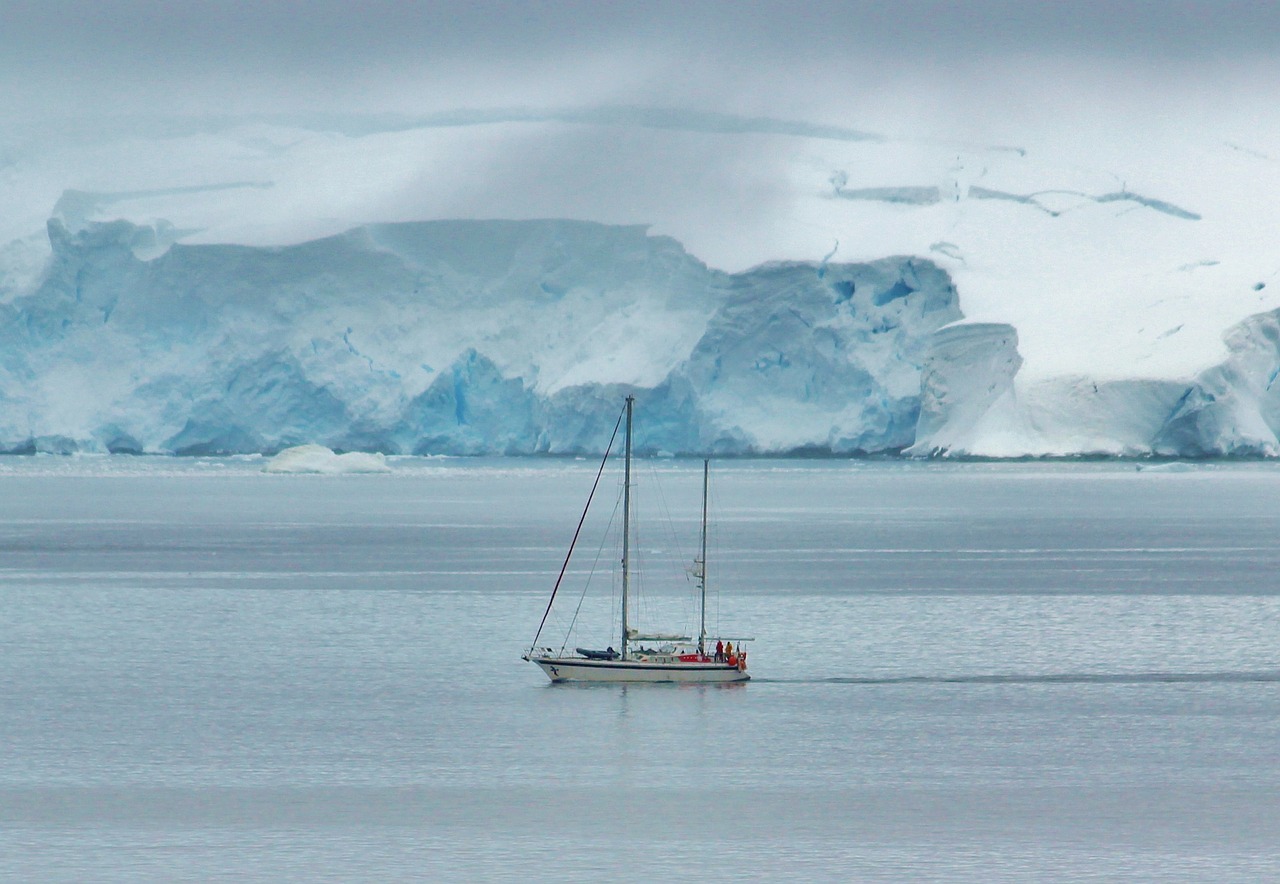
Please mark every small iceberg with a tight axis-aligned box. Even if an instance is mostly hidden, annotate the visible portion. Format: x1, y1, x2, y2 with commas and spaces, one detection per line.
1135, 461, 1198, 473
262, 444, 391, 474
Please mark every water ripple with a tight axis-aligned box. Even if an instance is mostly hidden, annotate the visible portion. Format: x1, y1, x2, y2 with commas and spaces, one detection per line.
760, 670, 1280, 686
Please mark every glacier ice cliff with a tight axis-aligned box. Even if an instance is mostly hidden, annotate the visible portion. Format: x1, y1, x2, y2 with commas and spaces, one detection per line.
0, 218, 961, 455
5, 103, 1280, 458
906, 323, 1023, 456
1152, 311, 1280, 457
9, 214, 1280, 459
907, 308, 1280, 458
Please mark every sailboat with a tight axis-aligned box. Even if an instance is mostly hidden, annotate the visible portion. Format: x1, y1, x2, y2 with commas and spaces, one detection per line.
523, 396, 751, 683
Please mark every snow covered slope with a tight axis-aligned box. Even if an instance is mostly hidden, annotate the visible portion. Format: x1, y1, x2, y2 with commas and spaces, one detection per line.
0, 217, 957, 454
2, 108, 1279, 456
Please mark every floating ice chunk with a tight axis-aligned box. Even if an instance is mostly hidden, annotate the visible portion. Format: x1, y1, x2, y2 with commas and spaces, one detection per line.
1135, 462, 1199, 472
262, 444, 390, 474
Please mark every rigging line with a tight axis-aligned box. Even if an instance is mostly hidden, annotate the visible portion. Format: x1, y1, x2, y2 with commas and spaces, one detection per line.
647, 460, 690, 583
650, 462, 700, 637
625, 466, 644, 623
528, 403, 625, 652
644, 461, 691, 629
713, 480, 722, 636
558, 486, 624, 657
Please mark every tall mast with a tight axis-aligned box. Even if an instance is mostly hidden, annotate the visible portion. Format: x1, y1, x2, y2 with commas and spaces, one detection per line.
698, 458, 709, 655
620, 395, 634, 661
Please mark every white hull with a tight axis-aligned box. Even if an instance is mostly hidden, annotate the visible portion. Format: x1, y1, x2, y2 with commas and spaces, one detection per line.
528, 656, 750, 683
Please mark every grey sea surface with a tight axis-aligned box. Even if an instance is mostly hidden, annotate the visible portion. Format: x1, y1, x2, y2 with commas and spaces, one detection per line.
3, 457, 1280, 881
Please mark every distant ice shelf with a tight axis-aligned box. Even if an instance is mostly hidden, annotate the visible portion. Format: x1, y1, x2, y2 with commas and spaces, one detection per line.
4, 214, 1280, 458
0, 217, 959, 456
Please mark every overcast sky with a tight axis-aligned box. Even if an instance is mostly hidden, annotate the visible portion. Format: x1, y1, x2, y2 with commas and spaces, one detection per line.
4, 0, 1278, 126
3, 0, 1278, 268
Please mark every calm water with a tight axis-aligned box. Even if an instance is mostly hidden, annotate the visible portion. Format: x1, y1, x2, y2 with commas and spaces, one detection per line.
3, 457, 1280, 880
